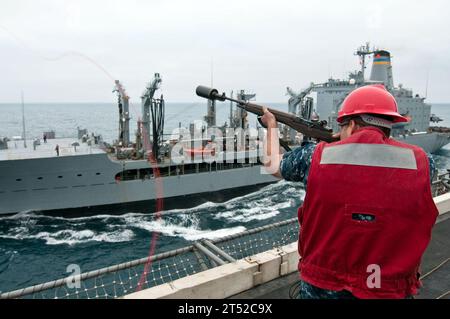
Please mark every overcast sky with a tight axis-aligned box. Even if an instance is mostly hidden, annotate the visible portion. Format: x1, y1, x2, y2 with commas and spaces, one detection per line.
1, 0, 450, 103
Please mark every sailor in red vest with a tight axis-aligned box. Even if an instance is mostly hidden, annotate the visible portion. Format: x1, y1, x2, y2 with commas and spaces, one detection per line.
261, 84, 438, 299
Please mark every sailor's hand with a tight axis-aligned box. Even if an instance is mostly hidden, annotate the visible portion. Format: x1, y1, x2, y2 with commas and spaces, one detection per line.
332, 132, 341, 141
261, 106, 277, 128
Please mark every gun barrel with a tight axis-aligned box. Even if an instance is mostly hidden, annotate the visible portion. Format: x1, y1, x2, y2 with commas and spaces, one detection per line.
196, 86, 226, 101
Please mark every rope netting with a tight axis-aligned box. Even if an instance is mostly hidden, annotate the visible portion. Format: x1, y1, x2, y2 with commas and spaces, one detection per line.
432, 171, 450, 197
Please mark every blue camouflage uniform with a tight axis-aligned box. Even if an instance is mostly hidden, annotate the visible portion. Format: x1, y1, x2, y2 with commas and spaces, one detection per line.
280, 141, 436, 299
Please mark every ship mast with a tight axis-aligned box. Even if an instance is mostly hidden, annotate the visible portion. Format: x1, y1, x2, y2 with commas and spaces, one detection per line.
234, 90, 255, 130
355, 42, 373, 80
229, 90, 234, 127
21, 91, 27, 148
204, 58, 216, 127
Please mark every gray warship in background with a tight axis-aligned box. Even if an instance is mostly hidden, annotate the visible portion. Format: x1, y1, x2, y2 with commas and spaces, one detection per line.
282, 43, 450, 153
0, 74, 276, 215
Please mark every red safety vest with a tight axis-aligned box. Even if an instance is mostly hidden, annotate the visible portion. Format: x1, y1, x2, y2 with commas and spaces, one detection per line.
298, 127, 438, 298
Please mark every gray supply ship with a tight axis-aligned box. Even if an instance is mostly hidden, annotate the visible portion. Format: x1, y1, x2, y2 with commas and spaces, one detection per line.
282, 43, 450, 153
0, 75, 276, 215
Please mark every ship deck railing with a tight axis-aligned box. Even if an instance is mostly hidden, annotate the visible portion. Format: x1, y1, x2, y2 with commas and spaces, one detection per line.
0, 217, 299, 299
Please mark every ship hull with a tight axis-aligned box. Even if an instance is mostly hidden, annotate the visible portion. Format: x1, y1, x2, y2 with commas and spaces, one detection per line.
394, 132, 450, 153
20, 181, 275, 217
0, 153, 278, 215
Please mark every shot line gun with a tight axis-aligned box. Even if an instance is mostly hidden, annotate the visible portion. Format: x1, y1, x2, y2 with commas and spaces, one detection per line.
196, 85, 338, 151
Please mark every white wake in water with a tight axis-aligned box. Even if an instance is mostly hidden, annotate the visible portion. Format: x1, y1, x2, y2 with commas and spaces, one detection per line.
123, 214, 246, 241
0, 180, 304, 245
0, 227, 135, 245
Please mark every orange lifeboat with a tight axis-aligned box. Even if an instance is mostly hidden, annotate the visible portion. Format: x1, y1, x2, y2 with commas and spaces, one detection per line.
185, 143, 216, 157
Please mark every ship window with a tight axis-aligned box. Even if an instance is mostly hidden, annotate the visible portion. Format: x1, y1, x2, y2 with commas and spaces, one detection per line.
16, 178, 22, 181
37, 177, 43, 180
115, 169, 139, 181
58, 176, 63, 178
96, 172, 101, 175
77, 174, 82, 177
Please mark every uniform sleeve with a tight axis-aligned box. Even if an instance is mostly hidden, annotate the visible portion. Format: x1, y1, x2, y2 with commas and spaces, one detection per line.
280, 141, 316, 185
427, 153, 436, 184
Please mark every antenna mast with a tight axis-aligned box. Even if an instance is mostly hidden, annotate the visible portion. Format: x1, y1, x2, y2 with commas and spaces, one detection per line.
204, 58, 216, 127
21, 91, 27, 148
355, 42, 373, 80
211, 57, 214, 87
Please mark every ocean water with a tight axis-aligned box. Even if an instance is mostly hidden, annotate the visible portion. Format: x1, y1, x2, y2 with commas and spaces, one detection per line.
427, 104, 450, 169
0, 101, 264, 142
0, 102, 449, 294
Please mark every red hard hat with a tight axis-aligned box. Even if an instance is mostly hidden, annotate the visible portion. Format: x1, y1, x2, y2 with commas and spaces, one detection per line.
337, 84, 408, 123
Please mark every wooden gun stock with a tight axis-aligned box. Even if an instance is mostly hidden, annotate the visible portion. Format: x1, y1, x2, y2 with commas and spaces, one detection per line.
240, 102, 338, 143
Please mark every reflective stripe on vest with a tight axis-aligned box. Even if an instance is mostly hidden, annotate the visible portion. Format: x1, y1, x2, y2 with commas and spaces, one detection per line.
320, 143, 417, 170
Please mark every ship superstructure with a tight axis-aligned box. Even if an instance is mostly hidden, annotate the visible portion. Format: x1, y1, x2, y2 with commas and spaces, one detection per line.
283, 43, 450, 153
